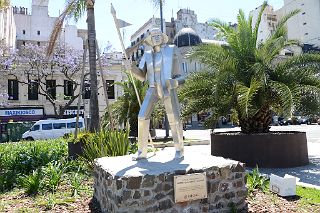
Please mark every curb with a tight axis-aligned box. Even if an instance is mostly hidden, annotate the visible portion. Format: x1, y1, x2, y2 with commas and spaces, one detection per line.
153, 140, 210, 148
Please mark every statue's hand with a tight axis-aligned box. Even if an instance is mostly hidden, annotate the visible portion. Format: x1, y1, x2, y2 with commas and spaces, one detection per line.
166, 79, 179, 89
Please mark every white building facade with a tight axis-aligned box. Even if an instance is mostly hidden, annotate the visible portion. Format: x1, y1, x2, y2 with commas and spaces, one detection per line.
0, 4, 16, 48
13, 0, 83, 50
0, 0, 126, 124
251, 0, 320, 49
174, 9, 217, 41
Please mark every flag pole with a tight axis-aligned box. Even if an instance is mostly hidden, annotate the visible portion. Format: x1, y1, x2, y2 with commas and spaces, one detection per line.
110, 3, 155, 154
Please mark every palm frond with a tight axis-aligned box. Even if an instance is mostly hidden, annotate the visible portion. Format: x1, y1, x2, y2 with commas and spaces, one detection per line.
253, 1, 268, 45
189, 44, 229, 71
269, 80, 294, 116
209, 18, 235, 39
271, 9, 300, 40
236, 78, 263, 117
47, 0, 87, 57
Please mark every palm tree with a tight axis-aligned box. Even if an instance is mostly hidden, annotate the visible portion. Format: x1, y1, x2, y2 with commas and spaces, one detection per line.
180, 2, 320, 133
47, 0, 99, 132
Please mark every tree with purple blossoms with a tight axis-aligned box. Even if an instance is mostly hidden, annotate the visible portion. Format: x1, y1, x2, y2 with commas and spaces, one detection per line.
5, 43, 88, 117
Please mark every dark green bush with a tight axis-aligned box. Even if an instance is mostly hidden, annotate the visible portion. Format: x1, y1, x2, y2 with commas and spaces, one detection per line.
0, 139, 67, 192
44, 160, 67, 192
19, 169, 43, 195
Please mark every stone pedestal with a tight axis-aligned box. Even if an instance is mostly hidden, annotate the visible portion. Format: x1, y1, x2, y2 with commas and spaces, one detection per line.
93, 148, 247, 213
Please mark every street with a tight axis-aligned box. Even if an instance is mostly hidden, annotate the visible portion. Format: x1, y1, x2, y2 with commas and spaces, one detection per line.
156, 125, 320, 188
156, 124, 320, 143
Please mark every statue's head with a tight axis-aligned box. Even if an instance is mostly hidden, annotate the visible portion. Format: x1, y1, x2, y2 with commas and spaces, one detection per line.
145, 28, 168, 48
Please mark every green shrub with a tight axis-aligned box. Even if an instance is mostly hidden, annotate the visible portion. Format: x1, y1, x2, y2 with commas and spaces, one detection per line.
0, 139, 67, 192
129, 142, 138, 154
246, 166, 268, 194
20, 169, 43, 195
69, 166, 84, 197
70, 131, 92, 144
44, 160, 67, 192
81, 129, 130, 169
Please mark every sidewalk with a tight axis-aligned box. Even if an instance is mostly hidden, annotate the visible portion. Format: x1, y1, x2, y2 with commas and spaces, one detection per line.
155, 128, 320, 189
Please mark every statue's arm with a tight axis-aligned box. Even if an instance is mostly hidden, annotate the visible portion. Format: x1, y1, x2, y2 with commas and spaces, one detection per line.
131, 61, 146, 82
166, 47, 185, 89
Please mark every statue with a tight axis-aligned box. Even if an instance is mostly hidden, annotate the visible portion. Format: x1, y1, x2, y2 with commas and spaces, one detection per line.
131, 28, 185, 159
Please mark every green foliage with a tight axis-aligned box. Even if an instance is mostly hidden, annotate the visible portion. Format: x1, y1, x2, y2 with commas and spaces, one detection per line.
103, 74, 166, 134
103, 75, 148, 134
246, 166, 268, 194
129, 142, 138, 154
180, 1, 320, 133
44, 161, 67, 192
0, 139, 67, 192
296, 186, 320, 206
20, 169, 43, 195
70, 131, 92, 144
69, 166, 84, 197
295, 92, 320, 116
81, 129, 130, 169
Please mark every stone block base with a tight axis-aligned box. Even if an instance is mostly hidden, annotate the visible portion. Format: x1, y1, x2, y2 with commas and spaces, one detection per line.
94, 148, 247, 212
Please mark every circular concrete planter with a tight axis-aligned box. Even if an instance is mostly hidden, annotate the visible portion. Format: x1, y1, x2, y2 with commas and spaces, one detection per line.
211, 131, 309, 168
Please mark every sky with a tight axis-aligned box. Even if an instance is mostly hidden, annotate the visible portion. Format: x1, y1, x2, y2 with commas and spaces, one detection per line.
11, 0, 284, 51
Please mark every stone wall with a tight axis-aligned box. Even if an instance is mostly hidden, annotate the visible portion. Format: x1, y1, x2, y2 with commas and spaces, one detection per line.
93, 154, 247, 213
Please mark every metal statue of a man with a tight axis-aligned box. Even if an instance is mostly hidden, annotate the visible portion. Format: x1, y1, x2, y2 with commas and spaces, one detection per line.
131, 28, 184, 159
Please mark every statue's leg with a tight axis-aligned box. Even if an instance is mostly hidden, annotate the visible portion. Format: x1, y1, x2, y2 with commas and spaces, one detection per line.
137, 88, 158, 159
163, 88, 184, 158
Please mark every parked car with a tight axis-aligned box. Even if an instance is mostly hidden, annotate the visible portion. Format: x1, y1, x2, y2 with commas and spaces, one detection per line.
278, 117, 293, 125
297, 116, 311, 125
22, 117, 85, 140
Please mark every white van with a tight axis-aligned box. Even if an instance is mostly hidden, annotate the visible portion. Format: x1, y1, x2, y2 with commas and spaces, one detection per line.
22, 117, 85, 140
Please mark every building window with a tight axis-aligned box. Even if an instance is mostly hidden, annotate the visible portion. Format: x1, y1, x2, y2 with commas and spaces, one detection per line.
83, 81, 90, 99
302, 12, 306, 15
28, 80, 38, 100
305, 32, 309, 35
37, 41, 40, 46
303, 22, 307, 25
64, 80, 74, 99
106, 80, 115, 99
46, 80, 56, 100
8, 79, 19, 100
22, 30, 25, 34
37, 30, 40, 35
22, 41, 25, 45
182, 62, 188, 73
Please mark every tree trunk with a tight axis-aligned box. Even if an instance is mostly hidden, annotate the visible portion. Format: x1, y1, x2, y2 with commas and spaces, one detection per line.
160, 0, 164, 32
87, 3, 100, 132
239, 105, 272, 134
